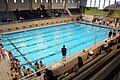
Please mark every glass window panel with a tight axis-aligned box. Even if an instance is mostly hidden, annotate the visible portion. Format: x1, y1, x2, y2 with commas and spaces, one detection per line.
86, 0, 91, 7
21, 0, 24, 3
116, 0, 120, 4
60, 0, 62, 3
104, 0, 109, 8
78, 1, 80, 3
14, 0, 17, 3
71, 0, 73, 3
52, 0, 53, 3
7, 0, 8, 3
110, 0, 115, 5
41, 0, 43, 3
56, 0, 58, 3
46, 0, 48, 3
35, 0, 37, 3
68, 0, 70, 3
91, 0, 96, 7
98, 0, 104, 9
95, 0, 100, 7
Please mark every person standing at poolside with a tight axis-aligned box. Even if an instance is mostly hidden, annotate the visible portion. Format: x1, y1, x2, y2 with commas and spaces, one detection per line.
0, 39, 3, 48
61, 45, 67, 61
108, 30, 112, 38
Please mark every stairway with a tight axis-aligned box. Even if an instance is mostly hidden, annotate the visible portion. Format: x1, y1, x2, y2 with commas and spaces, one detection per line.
65, 8, 73, 17
107, 10, 114, 17
0, 57, 12, 80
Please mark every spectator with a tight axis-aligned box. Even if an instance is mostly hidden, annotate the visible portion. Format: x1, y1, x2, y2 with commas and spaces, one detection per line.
22, 66, 27, 76
61, 45, 67, 61
0, 47, 6, 59
10, 68, 17, 80
45, 69, 57, 80
72, 64, 78, 72
39, 61, 45, 68
87, 50, 94, 59
0, 51, 2, 61
108, 30, 112, 38
100, 40, 112, 53
27, 68, 33, 76
36, 72, 45, 80
77, 56, 83, 68
34, 61, 39, 71
0, 39, 3, 48
113, 30, 116, 37
7, 50, 13, 60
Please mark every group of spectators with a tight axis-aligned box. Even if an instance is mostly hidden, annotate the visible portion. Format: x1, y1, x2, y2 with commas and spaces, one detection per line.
0, 39, 13, 61
14, 4, 49, 21
93, 18, 120, 29
100, 32, 120, 54
58, 56, 83, 80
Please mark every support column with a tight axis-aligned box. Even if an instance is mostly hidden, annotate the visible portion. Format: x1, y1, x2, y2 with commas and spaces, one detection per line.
48, 0, 52, 16
29, 0, 33, 11
76, 0, 79, 8
4, 0, 9, 14
62, 0, 66, 13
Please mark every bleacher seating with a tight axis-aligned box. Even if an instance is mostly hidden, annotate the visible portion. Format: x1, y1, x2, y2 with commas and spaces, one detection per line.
0, 11, 12, 22
68, 8, 81, 15
51, 9, 69, 17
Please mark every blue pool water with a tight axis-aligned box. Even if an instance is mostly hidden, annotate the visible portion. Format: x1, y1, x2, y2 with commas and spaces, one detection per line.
1, 22, 112, 70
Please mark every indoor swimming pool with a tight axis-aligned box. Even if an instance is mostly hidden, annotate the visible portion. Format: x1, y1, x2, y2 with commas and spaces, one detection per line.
1, 22, 112, 70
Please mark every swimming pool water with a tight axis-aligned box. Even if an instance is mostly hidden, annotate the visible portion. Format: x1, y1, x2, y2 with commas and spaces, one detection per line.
1, 22, 112, 70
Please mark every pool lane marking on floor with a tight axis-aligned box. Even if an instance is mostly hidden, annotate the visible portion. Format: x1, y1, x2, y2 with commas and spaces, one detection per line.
8, 26, 102, 52
20, 32, 107, 66
3, 25, 82, 46
2, 35, 34, 69
13, 28, 106, 59
4, 24, 76, 41
10, 27, 86, 49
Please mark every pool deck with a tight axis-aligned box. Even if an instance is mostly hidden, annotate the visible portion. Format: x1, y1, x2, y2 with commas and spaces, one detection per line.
0, 57, 11, 80
1, 21, 119, 79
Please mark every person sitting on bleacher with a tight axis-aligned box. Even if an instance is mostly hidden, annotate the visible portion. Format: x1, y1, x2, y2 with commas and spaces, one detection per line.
27, 68, 33, 76
22, 66, 27, 76
100, 40, 112, 53
45, 68, 57, 80
116, 35, 120, 49
77, 56, 83, 68
39, 61, 45, 68
34, 61, 40, 71
109, 40, 117, 47
0, 39, 3, 48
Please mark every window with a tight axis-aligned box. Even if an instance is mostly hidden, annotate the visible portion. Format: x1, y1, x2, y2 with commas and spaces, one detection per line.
95, 0, 100, 7
60, 0, 62, 3
7, 0, 8, 3
110, 0, 115, 5
56, 0, 58, 3
116, 0, 120, 4
78, 1, 80, 3
91, 0, 96, 7
104, 0, 110, 8
71, 0, 73, 3
41, 0, 43, 3
46, 0, 48, 3
21, 0, 24, 3
68, 0, 70, 3
35, 0, 37, 3
86, 0, 91, 7
14, 0, 17, 3
99, 0, 104, 9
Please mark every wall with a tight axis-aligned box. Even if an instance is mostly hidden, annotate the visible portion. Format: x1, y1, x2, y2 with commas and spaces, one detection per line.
0, 0, 6, 11
0, 0, 79, 11
0, 16, 79, 34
